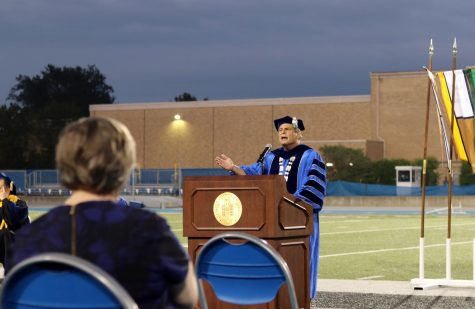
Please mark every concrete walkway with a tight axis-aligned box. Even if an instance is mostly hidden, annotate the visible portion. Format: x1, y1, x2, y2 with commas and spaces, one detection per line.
319, 279, 475, 297
314, 279, 475, 308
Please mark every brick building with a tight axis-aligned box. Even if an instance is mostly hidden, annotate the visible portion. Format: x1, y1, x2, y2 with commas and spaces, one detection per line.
90, 70, 447, 173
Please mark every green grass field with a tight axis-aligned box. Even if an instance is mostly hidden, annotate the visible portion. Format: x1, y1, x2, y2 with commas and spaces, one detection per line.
318, 214, 475, 281
29, 211, 475, 281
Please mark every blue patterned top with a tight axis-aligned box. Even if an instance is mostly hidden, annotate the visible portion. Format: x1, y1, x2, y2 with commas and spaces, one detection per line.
7, 201, 189, 309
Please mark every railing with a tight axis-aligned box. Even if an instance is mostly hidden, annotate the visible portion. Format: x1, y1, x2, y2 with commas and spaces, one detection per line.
3, 168, 228, 196
5, 170, 475, 197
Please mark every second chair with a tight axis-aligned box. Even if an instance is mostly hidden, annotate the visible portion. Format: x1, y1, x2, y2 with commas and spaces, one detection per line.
195, 231, 299, 309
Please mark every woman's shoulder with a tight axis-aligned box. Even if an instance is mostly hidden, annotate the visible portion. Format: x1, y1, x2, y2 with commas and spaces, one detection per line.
96, 201, 170, 229
35, 205, 71, 222
29, 201, 169, 231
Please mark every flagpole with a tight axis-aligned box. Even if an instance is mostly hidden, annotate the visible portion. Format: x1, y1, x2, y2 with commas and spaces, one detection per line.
419, 39, 434, 279
447, 37, 457, 280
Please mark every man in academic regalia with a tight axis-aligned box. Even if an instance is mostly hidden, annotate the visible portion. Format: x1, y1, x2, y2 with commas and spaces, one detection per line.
0, 172, 29, 266
215, 115, 327, 299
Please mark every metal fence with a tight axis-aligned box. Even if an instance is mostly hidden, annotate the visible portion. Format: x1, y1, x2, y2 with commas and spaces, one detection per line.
6, 169, 475, 197
3, 168, 228, 196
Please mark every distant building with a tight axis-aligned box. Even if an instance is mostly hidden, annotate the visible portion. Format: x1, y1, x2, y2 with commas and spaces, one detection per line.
90, 70, 447, 172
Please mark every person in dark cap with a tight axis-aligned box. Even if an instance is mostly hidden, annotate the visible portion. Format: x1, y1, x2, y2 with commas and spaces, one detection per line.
215, 115, 326, 300
0, 172, 29, 266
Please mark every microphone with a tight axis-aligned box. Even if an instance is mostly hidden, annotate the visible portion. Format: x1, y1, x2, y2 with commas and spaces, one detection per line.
257, 144, 272, 163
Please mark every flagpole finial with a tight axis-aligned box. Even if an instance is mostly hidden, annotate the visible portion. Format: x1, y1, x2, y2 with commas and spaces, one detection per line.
453, 37, 457, 54
429, 38, 434, 56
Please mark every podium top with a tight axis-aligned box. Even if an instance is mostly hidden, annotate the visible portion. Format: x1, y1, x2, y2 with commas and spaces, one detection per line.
183, 175, 313, 238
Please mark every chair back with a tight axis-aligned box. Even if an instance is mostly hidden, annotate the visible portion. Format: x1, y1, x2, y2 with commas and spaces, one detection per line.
1, 253, 138, 309
195, 232, 299, 309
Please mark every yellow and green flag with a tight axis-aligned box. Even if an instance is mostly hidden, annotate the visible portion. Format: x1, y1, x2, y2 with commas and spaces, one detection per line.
464, 68, 475, 105
437, 68, 475, 173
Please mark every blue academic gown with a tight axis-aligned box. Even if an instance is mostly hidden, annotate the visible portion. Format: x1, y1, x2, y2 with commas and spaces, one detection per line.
240, 144, 326, 298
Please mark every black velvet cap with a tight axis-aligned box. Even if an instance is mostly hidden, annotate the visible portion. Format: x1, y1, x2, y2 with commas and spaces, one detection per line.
273, 116, 305, 131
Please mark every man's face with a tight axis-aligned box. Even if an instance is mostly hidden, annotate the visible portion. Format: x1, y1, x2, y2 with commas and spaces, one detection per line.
278, 123, 300, 149
0, 179, 8, 195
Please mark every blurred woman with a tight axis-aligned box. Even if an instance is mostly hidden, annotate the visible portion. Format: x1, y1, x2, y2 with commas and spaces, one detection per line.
7, 117, 198, 308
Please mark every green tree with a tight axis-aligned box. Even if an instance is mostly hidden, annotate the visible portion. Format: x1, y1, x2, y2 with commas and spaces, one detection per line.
0, 104, 30, 168
174, 92, 197, 102
6, 64, 114, 168
369, 159, 410, 185
412, 157, 439, 186
320, 145, 439, 185
8, 64, 114, 113
459, 161, 475, 185
320, 145, 372, 182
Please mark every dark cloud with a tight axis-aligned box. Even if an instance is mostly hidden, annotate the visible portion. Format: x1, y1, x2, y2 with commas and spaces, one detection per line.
1, 0, 474, 103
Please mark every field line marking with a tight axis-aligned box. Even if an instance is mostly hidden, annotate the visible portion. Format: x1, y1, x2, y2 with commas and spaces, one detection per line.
321, 222, 475, 236
321, 219, 374, 224
357, 275, 384, 280
320, 240, 472, 258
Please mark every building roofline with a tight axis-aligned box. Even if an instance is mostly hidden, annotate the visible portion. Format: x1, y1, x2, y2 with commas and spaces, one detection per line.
369, 68, 473, 78
370, 71, 426, 78
90, 95, 371, 111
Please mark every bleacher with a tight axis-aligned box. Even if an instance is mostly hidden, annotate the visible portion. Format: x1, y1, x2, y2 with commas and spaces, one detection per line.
26, 187, 72, 196
3, 168, 228, 197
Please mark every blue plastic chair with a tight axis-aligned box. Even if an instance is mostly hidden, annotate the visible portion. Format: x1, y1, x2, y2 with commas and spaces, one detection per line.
195, 232, 299, 309
1, 253, 138, 309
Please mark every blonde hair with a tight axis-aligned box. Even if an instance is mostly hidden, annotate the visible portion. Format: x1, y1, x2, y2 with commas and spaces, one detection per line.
56, 117, 136, 195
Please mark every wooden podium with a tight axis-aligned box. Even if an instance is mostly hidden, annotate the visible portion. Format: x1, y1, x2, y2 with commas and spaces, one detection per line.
183, 175, 313, 309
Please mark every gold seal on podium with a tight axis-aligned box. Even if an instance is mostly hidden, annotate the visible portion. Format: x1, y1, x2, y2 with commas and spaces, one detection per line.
213, 192, 242, 226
